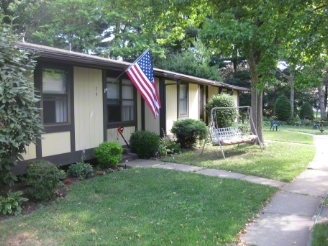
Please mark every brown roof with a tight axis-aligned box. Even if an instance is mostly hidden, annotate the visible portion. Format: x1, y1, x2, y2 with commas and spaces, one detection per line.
16, 42, 249, 91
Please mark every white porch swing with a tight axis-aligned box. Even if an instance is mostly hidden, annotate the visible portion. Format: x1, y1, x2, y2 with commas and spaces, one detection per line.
201, 106, 262, 158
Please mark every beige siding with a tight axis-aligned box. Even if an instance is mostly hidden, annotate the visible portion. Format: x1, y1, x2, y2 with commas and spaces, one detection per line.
74, 67, 104, 151
107, 126, 135, 145
20, 72, 37, 160
208, 86, 219, 99
21, 143, 36, 160
42, 132, 71, 157
188, 84, 199, 120
137, 93, 142, 130
233, 90, 238, 106
144, 79, 160, 135
165, 80, 177, 134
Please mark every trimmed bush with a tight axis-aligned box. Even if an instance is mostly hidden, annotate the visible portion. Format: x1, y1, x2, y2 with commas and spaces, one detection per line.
94, 142, 123, 168
171, 119, 207, 148
67, 162, 94, 179
25, 160, 62, 202
274, 94, 291, 121
205, 94, 238, 128
130, 130, 160, 158
299, 102, 314, 120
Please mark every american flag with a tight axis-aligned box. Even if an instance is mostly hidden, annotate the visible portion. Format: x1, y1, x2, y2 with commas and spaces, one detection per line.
126, 49, 161, 118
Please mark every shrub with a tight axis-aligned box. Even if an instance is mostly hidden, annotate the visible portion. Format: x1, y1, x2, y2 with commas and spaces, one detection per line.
274, 94, 291, 121
25, 160, 62, 202
171, 119, 207, 148
94, 142, 123, 168
67, 162, 94, 179
0, 190, 28, 216
130, 130, 160, 158
0, 17, 44, 185
299, 102, 314, 120
158, 136, 181, 156
205, 94, 238, 127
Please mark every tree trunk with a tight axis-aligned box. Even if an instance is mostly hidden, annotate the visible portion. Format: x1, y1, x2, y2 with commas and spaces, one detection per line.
289, 74, 295, 118
324, 84, 327, 112
247, 56, 264, 145
318, 86, 326, 119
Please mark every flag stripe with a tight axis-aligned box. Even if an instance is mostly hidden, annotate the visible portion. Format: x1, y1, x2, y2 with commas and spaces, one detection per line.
125, 50, 161, 118
126, 67, 158, 116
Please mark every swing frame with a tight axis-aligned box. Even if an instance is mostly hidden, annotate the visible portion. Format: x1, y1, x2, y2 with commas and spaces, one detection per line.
201, 106, 262, 158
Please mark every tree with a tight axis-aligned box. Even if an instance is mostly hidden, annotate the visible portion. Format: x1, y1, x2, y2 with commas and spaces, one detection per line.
274, 94, 291, 121
155, 40, 221, 80
144, 0, 328, 143
0, 16, 43, 185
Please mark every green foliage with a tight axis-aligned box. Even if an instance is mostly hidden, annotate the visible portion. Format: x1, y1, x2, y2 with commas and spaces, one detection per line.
0, 190, 28, 216
67, 162, 94, 180
25, 160, 62, 202
156, 40, 221, 80
299, 102, 314, 120
158, 136, 181, 156
129, 130, 160, 158
94, 142, 123, 168
0, 15, 44, 185
171, 119, 207, 149
274, 94, 291, 121
205, 94, 238, 128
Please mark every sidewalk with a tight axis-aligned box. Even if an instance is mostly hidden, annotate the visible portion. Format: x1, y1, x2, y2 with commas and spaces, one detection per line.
124, 135, 328, 246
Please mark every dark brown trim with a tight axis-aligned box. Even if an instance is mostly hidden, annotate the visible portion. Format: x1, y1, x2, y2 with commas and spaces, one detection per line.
159, 78, 166, 137
205, 86, 209, 125
13, 148, 96, 175
199, 85, 205, 121
141, 98, 145, 130
102, 69, 108, 141
69, 67, 76, 152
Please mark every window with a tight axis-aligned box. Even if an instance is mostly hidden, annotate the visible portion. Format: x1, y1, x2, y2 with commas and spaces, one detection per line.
42, 68, 68, 124
178, 84, 188, 117
107, 78, 135, 123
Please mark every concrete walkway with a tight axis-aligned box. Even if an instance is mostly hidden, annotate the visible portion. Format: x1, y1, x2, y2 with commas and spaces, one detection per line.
124, 135, 328, 246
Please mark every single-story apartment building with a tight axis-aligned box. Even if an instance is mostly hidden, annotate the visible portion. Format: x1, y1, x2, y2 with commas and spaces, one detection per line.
13, 42, 249, 174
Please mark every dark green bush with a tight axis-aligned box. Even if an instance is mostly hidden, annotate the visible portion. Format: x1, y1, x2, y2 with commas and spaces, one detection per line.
299, 102, 314, 120
25, 160, 62, 202
0, 190, 28, 216
94, 142, 123, 168
67, 162, 94, 179
205, 94, 238, 127
130, 130, 160, 158
274, 94, 291, 121
171, 119, 207, 148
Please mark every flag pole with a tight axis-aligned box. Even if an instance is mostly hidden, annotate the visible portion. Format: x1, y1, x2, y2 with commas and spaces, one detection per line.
113, 49, 150, 82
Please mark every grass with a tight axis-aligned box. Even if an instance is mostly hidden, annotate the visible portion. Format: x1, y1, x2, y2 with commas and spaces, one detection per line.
278, 125, 328, 135
263, 128, 313, 144
162, 130, 315, 182
312, 223, 328, 246
0, 168, 277, 245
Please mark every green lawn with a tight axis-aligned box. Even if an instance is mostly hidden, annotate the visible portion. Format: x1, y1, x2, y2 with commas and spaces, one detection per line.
0, 169, 277, 245
276, 125, 328, 135
162, 130, 315, 182
263, 128, 314, 144
312, 223, 328, 246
